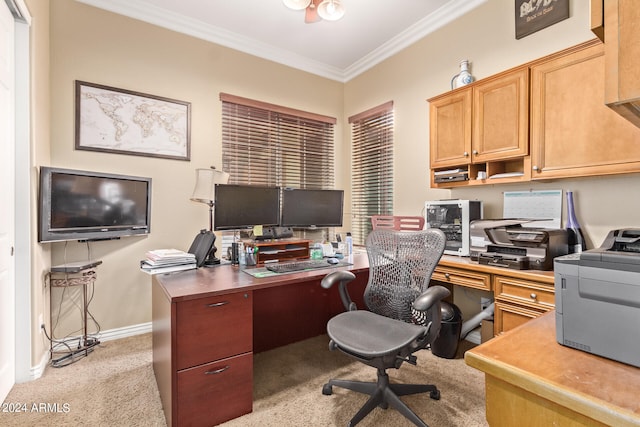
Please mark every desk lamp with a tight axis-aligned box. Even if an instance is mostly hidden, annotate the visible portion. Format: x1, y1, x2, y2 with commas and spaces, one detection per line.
191, 166, 230, 265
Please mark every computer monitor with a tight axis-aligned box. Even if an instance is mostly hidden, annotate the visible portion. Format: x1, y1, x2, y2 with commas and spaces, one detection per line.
280, 188, 344, 228
214, 184, 280, 230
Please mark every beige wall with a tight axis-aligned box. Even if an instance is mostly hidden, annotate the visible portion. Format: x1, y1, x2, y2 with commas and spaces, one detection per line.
27, 0, 640, 364
44, 0, 343, 339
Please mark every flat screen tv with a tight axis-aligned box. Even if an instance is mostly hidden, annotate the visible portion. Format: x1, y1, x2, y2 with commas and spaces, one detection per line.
214, 184, 280, 230
280, 188, 344, 228
38, 167, 152, 242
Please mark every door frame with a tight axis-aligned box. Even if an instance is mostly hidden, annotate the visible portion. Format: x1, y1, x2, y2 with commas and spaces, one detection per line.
7, 0, 33, 384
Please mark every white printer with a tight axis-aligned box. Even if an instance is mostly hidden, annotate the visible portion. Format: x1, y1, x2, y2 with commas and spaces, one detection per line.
554, 229, 640, 368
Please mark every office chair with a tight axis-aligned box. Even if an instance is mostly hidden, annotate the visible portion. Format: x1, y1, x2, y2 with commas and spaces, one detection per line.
320, 229, 450, 427
371, 215, 425, 231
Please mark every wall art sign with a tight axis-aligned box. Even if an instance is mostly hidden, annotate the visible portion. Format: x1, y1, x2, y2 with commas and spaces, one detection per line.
75, 81, 191, 160
515, 0, 569, 40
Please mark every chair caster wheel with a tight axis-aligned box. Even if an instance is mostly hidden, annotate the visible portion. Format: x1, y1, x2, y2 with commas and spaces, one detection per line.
430, 390, 440, 400
322, 383, 333, 395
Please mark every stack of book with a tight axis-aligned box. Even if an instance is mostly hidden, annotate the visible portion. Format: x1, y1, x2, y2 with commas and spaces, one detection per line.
140, 249, 197, 274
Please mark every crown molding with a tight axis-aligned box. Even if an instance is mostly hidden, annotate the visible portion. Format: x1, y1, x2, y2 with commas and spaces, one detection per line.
76, 0, 486, 83
343, 0, 487, 82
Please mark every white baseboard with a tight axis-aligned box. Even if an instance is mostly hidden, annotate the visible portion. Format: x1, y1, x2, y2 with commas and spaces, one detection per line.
97, 321, 152, 342
26, 322, 152, 382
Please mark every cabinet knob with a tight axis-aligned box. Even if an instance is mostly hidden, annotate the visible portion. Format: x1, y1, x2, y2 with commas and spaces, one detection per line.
472, 150, 478, 155
444, 273, 451, 280
530, 293, 537, 300
463, 152, 469, 157
533, 165, 539, 171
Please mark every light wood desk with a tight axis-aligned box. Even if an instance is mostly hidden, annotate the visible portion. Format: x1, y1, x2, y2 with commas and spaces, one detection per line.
465, 311, 640, 426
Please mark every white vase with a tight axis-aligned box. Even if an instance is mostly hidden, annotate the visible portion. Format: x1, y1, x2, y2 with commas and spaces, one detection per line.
451, 60, 474, 89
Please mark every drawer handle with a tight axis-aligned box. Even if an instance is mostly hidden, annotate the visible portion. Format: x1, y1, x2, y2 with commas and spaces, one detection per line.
205, 365, 230, 375
444, 273, 450, 280
530, 293, 537, 300
207, 301, 229, 308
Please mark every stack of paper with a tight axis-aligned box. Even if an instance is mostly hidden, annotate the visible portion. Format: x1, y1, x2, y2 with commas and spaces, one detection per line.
140, 249, 197, 274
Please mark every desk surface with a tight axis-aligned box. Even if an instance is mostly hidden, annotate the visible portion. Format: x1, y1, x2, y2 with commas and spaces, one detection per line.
154, 252, 370, 302
439, 254, 555, 284
465, 311, 640, 426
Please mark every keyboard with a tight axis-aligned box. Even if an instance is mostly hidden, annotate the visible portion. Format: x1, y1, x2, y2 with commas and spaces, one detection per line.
266, 259, 332, 274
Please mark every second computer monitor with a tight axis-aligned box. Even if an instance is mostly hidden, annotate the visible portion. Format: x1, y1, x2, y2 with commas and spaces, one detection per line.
280, 188, 344, 228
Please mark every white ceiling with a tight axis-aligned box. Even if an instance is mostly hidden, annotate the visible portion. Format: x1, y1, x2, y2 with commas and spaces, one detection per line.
76, 0, 487, 82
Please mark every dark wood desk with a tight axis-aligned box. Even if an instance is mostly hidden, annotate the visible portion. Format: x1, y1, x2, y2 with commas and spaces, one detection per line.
151, 252, 560, 426
152, 253, 370, 427
465, 312, 640, 426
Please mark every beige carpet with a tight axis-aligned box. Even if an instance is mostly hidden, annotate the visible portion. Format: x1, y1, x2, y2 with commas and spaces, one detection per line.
1, 333, 487, 426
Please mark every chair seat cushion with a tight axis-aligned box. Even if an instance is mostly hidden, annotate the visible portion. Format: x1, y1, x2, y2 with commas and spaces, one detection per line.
327, 310, 427, 358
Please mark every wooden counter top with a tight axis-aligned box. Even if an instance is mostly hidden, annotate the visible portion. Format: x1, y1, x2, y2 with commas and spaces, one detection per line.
439, 254, 555, 285
465, 311, 640, 426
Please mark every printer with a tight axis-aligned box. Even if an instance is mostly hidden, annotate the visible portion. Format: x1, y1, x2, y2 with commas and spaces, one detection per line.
470, 219, 568, 270
555, 229, 640, 368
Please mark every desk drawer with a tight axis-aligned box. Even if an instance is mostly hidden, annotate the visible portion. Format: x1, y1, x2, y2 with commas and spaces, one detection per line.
494, 276, 554, 310
176, 291, 252, 370
177, 352, 253, 426
432, 266, 491, 291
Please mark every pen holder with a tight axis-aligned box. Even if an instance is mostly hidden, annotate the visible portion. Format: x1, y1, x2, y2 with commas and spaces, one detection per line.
246, 252, 256, 266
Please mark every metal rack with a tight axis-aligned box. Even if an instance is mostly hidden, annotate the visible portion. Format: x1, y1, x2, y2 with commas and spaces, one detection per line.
48, 260, 102, 367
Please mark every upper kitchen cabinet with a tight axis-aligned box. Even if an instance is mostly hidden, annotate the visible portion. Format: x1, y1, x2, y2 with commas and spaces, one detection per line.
472, 68, 529, 163
530, 40, 640, 180
602, 0, 640, 127
428, 66, 530, 188
429, 88, 472, 169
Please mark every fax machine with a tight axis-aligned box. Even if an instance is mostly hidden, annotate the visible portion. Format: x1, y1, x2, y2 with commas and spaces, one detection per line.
554, 229, 640, 368
470, 219, 568, 270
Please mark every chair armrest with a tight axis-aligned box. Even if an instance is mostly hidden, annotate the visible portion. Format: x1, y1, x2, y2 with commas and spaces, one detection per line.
413, 285, 450, 312
321, 270, 357, 311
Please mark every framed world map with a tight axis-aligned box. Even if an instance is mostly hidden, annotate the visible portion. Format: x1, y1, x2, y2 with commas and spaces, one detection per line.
75, 81, 191, 161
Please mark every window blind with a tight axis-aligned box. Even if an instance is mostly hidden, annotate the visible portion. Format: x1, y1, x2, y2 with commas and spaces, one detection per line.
220, 93, 336, 190
349, 101, 394, 245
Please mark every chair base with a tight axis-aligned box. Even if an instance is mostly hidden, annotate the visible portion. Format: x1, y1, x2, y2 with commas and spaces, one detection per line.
322, 369, 440, 427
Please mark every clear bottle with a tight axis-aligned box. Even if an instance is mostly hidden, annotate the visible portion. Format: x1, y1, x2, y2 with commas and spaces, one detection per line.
345, 232, 353, 255
565, 191, 586, 254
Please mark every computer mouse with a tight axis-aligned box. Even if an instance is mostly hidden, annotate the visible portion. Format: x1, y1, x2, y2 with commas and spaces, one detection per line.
327, 257, 339, 265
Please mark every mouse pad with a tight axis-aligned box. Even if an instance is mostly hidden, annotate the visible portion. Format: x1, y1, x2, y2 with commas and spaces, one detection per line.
242, 262, 352, 278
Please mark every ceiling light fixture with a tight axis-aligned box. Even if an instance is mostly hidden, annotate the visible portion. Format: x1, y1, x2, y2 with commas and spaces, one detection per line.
317, 0, 345, 21
283, 0, 345, 23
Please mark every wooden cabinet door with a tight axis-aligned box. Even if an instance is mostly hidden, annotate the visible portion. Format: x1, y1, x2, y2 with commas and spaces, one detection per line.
530, 41, 640, 179
494, 301, 545, 334
472, 67, 529, 162
429, 88, 472, 168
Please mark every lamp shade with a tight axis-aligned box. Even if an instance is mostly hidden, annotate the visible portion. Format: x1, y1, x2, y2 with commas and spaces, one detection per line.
317, 0, 344, 21
191, 168, 230, 204
283, 0, 312, 11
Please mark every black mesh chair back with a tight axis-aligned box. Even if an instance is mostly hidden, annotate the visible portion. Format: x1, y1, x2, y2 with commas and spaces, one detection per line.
364, 229, 445, 330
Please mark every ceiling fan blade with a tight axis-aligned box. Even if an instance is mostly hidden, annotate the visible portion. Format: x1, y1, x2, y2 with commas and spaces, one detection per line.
304, 0, 321, 23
